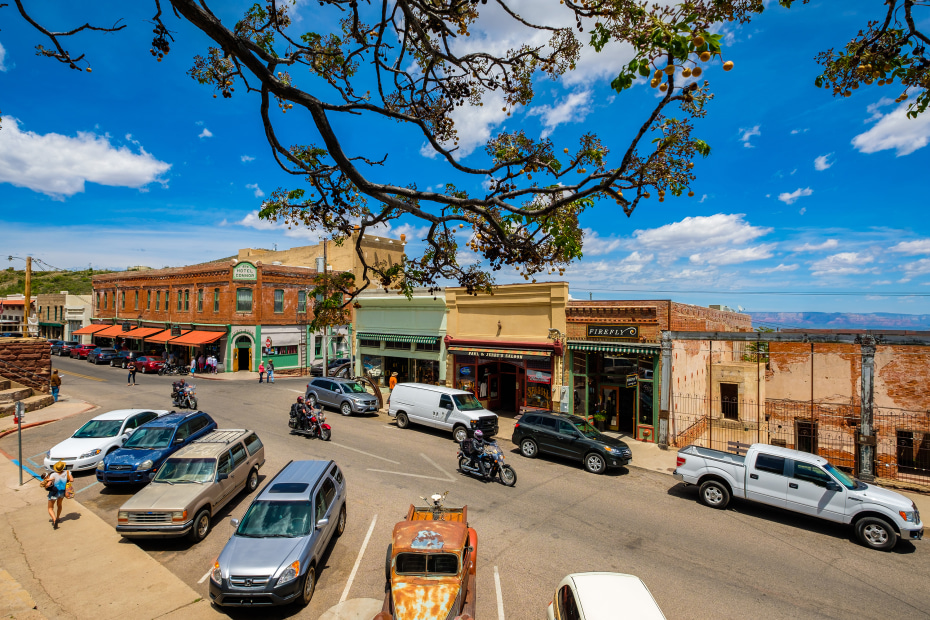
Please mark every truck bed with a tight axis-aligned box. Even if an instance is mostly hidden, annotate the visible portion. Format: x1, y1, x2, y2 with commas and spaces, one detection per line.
681, 445, 747, 466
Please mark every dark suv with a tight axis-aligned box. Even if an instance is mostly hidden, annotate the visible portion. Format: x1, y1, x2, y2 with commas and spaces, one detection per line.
111, 350, 144, 368
512, 411, 632, 475
305, 377, 379, 415
88, 347, 119, 364
96, 411, 218, 485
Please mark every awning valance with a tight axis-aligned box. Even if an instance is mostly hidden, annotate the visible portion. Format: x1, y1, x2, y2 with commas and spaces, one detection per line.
71, 324, 109, 336
358, 332, 440, 345
94, 324, 127, 337
122, 327, 163, 339
567, 340, 659, 356
39, 322, 63, 327
169, 330, 225, 346
448, 345, 551, 359
147, 329, 189, 344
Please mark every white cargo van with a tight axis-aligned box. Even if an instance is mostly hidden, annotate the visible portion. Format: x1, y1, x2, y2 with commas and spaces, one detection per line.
388, 383, 499, 442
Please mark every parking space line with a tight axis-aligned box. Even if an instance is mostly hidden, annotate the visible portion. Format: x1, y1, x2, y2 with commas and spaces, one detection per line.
56, 369, 106, 382
339, 514, 377, 603
75, 481, 100, 494
198, 568, 213, 584
366, 469, 456, 482
29, 451, 48, 461
494, 565, 505, 620
331, 442, 400, 465
287, 389, 304, 394
421, 453, 456, 482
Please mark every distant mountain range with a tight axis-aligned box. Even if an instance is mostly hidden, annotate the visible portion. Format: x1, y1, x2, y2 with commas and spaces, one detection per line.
749, 312, 930, 331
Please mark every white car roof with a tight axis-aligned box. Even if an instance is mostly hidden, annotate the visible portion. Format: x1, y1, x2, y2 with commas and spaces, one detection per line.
91, 409, 170, 421
393, 382, 473, 396
568, 573, 666, 620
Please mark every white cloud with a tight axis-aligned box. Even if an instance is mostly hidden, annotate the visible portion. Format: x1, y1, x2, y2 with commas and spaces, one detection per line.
872, 280, 892, 285
241, 155, 255, 163
790, 128, 808, 135
199, 128, 213, 138
582, 228, 622, 256
852, 98, 930, 156
421, 90, 512, 159
890, 239, 930, 255
813, 153, 833, 171
777, 187, 813, 205
810, 252, 875, 277
237, 210, 325, 242
698, 194, 708, 203
738, 125, 761, 148
245, 183, 264, 198
864, 97, 896, 123
389, 223, 432, 243
751, 263, 799, 274
902, 258, 930, 278
0, 41, 6, 72
793, 239, 838, 252
633, 213, 772, 251
690, 244, 776, 266
798, 207, 806, 215
527, 90, 592, 138
0, 116, 171, 198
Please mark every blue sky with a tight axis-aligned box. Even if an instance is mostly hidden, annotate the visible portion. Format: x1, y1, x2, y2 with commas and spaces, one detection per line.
2, 1, 930, 316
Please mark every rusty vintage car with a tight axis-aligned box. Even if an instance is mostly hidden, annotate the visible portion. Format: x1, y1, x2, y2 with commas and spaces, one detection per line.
374, 493, 477, 620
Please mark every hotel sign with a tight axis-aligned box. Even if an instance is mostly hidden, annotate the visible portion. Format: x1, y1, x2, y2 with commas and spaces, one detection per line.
232, 261, 258, 281
586, 325, 638, 339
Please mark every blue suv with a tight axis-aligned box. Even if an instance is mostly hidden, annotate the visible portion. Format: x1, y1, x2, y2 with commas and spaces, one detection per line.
96, 411, 217, 486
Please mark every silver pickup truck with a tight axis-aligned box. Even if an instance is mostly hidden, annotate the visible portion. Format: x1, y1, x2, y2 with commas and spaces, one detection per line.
117, 429, 265, 542
674, 443, 923, 551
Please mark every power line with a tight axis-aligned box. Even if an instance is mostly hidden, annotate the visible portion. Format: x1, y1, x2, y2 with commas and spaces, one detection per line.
577, 287, 930, 297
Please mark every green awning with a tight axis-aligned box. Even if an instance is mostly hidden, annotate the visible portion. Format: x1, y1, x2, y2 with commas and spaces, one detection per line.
567, 340, 658, 356
39, 322, 64, 327
358, 333, 440, 345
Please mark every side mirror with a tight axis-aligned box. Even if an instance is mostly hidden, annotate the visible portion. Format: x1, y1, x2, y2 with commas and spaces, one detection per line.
444, 403, 454, 410
173, 437, 184, 444
316, 518, 329, 530
826, 481, 840, 491
148, 472, 156, 480
217, 472, 229, 481
230, 518, 240, 527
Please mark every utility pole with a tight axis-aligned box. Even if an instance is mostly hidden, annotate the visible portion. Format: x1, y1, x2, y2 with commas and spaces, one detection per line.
23, 256, 32, 337
322, 238, 329, 378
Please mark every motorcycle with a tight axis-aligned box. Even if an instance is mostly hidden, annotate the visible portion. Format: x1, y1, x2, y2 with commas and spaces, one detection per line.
288, 406, 332, 441
458, 440, 517, 486
173, 385, 198, 410
158, 363, 189, 376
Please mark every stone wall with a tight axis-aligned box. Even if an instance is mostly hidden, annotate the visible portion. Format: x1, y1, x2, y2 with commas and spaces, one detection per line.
0, 338, 51, 393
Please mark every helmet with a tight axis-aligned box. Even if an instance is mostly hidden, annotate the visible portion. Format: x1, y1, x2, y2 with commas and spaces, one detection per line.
473, 430, 484, 440
297, 396, 304, 403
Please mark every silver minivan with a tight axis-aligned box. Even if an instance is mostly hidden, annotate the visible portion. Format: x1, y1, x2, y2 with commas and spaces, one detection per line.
388, 383, 499, 442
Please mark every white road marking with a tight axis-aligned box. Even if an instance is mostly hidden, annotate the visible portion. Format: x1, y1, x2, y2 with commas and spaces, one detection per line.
367, 469, 457, 482
494, 565, 506, 620
287, 388, 305, 394
197, 568, 213, 584
75, 481, 100, 494
421, 452, 456, 482
331, 442, 400, 465
340, 514, 378, 603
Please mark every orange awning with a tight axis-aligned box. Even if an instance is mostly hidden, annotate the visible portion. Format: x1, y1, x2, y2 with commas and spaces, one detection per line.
168, 330, 225, 346
71, 324, 109, 336
122, 327, 163, 339
94, 324, 128, 337
146, 329, 190, 344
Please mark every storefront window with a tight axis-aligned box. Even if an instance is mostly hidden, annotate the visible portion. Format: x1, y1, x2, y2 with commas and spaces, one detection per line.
416, 340, 440, 352
639, 382, 654, 425
414, 359, 439, 384
362, 355, 383, 381
236, 288, 253, 313
359, 338, 381, 348
384, 340, 410, 351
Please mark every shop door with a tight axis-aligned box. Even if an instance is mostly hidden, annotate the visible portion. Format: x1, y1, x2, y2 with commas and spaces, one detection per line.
236, 345, 252, 371
499, 372, 516, 412
600, 386, 620, 431
618, 386, 636, 434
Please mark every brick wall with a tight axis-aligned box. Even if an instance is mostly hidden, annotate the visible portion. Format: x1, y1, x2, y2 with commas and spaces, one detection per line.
567, 299, 750, 342
0, 338, 51, 392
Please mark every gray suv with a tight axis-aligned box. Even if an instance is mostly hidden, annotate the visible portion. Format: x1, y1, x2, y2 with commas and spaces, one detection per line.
305, 378, 379, 416
209, 460, 347, 607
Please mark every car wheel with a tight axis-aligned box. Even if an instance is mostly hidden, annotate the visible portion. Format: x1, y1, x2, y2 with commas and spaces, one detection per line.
340, 402, 352, 416
246, 468, 259, 493
335, 504, 346, 537
520, 438, 538, 458
499, 465, 517, 487
122, 361, 128, 369
698, 480, 731, 509
140, 366, 146, 374
188, 509, 210, 543
307, 394, 317, 408
583, 452, 606, 475
300, 565, 316, 606
396, 412, 409, 429
384, 544, 393, 582
157, 368, 164, 376
458, 456, 469, 472
453, 425, 469, 444
856, 516, 897, 551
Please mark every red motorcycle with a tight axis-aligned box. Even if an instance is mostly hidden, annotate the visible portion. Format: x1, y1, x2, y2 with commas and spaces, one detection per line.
288, 406, 332, 441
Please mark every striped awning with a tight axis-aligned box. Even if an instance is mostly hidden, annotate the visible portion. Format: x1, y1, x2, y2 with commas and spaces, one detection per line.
567, 340, 658, 356
358, 333, 440, 345
448, 346, 551, 358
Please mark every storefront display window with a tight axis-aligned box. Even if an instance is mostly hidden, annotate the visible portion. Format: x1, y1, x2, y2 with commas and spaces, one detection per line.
362, 355, 383, 381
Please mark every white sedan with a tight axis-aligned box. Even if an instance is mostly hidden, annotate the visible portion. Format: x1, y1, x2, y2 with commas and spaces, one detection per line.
547, 572, 666, 620
44, 409, 170, 471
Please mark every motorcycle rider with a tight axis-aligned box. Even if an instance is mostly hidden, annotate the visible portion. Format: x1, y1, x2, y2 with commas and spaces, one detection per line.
462, 429, 490, 478
171, 378, 187, 407
290, 397, 309, 431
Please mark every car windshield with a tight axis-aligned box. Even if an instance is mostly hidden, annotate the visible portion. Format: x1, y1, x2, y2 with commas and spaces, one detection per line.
453, 394, 484, 411
342, 382, 367, 394
73, 419, 123, 438
123, 427, 174, 449
154, 458, 216, 484
394, 552, 460, 575
566, 414, 600, 439
236, 500, 313, 538
824, 462, 857, 490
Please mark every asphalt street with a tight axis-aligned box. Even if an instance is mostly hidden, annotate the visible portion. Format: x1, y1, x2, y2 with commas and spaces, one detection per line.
4, 356, 929, 620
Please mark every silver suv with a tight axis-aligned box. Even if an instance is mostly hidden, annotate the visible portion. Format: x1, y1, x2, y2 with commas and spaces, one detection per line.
116, 429, 265, 542
209, 460, 347, 607
305, 377, 379, 416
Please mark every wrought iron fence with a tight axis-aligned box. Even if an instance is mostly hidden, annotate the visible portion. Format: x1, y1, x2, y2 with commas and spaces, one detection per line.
670, 393, 930, 488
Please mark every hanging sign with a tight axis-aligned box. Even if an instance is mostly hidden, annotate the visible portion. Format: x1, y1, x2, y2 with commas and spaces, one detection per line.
586, 325, 638, 339
232, 261, 258, 281
626, 374, 638, 387
526, 369, 552, 384
170, 326, 182, 337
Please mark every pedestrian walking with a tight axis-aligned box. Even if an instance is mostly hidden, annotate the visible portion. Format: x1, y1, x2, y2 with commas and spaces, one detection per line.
258, 361, 265, 383
210, 355, 218, 374
198, 354, 206, 373
267, 359, 275, 384
190, 357, 197, 375
387, 371, 398, 404
127, 360, 138, 386
50, 369, 61, 402
42, 461, 73, 529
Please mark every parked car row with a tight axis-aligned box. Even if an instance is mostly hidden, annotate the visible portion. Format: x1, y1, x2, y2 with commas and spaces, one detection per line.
65, 345, 166, 372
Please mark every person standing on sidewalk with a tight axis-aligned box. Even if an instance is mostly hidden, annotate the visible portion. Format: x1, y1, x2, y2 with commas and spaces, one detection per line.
127, 360, 137, 386
190, 357, 196, 376
258, 361, 265, 383
267, 359, 275, 384
44, 461, 73, 529
50, 369, 61, 402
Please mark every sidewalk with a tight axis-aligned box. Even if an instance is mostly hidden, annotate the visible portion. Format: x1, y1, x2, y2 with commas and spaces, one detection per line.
0, 398, 96, 439
0, 457, 218, 620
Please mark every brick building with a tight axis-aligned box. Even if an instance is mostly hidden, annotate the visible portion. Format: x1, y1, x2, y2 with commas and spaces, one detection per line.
566, 300, 750, 442
36, 293, 66, 340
